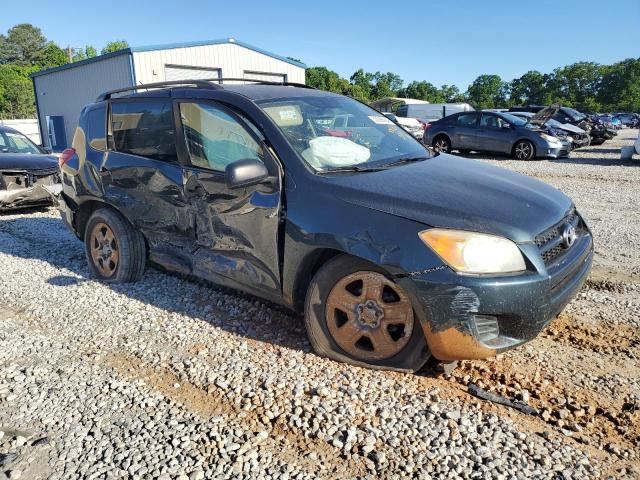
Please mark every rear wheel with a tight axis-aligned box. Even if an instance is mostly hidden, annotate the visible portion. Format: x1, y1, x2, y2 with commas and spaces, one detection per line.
432, 136, 451, 154
84, 208, 146, 283
304, 255, 429, 371
513, 140, 535, 160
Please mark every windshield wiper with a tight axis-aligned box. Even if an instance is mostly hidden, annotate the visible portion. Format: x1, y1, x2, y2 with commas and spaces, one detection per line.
317, 164, 387, 174
317, 156, 429, 174
375, 156, 430, 168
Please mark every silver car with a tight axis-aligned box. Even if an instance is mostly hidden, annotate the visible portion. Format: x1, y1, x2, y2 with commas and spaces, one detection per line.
423, 111, 571, 160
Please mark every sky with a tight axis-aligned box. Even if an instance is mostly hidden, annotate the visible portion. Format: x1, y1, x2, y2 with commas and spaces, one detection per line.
2, 0, 639, 90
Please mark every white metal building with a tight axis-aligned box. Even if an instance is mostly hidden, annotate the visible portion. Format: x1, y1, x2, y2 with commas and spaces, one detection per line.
30, 38, 306, 150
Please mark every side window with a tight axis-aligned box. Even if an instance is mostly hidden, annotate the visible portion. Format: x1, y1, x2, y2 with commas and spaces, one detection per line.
480, 114, 500, 128
0, 132, 7, 149
179, 102, 264, 172
456, 113, 477, 126
87, 105, 107, 151
110, 100, 177, 162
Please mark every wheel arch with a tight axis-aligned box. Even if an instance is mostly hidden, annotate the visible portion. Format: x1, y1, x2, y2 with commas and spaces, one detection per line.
290, 247, 344, 313
290, 247, 405, 314
75, 199, 148, 254
432, 132, 452, 146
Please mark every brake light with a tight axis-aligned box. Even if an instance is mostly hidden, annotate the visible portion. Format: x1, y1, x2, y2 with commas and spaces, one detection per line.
418, 120, 431, 130
59, 148, 76, 167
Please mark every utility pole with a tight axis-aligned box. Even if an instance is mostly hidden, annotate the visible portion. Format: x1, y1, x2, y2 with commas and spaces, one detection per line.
67, 46, 73, 63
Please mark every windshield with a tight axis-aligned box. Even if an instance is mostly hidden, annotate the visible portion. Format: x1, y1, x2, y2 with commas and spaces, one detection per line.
257, 95, 428, 172
0, 130, 42, 154
497, 112, 528, 127
562, 107, 586, 122
546, 118, 563, 127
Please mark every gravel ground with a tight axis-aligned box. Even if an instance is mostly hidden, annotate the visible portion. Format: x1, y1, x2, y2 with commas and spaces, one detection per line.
0, 130, 639, 479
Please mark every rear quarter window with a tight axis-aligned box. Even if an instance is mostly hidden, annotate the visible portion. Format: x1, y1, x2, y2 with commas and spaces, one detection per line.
110, 100, 177, 162
87, 106, 107, 151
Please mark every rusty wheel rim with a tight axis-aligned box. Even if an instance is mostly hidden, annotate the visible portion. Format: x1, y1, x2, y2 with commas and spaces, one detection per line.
325, 271, 414, 361
90, 222, 119, 278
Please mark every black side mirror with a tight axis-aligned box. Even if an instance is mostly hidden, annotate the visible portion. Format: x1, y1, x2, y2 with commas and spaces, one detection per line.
42, 147, 53, 154
225, 158, 269, 189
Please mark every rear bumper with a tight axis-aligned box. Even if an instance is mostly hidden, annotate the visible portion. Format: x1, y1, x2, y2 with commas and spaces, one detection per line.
58, 192, 79, 236
398, 234, 593, 361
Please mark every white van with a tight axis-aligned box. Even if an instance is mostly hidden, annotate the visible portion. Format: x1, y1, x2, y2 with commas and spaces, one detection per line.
396, 103, 475, 122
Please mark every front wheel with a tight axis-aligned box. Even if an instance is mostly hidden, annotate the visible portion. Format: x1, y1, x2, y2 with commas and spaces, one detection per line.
513, 140, 535, 160
304, 255, 430, 372
84, 208, 147, 283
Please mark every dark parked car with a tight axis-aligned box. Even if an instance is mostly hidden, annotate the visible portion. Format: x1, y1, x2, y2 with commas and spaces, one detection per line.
58, 80, 593, 371
0, 125, 61, 211
509, 105, 615, 145
509, 111, 590, 149
423, 111, 571, 159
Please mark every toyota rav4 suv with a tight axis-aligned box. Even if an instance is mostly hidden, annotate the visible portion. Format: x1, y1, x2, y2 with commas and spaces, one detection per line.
58, 79, 593, 371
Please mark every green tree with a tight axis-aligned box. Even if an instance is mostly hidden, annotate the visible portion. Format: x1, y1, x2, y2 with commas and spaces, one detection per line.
597, 58, 640, 112
305, 66, 349, 94
349, 69, 374, 99
439, 84, 465, 103
509, 70, 549, 106
36, 42, 68, 68
401, 81, 444, 102
0, 23, 47, 66
0, 65, 37, 118
101, 40, 129, 54
466, 74, 506, 109
72, 45, 98, 62
546, 62, 603, 111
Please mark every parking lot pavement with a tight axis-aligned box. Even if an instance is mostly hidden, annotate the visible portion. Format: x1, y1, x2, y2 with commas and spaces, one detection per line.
0, 133, 638, 479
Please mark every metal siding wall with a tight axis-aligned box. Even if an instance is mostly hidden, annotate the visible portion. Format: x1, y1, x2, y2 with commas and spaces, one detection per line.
132, 43, 305, 85
34, 55, 133, 147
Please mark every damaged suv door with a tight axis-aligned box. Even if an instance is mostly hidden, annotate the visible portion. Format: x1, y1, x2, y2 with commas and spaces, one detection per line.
175, 100, 282, 296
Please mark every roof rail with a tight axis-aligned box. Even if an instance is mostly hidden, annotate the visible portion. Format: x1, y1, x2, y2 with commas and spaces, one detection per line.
96, 77, 314, 101
97, 79, 221, 101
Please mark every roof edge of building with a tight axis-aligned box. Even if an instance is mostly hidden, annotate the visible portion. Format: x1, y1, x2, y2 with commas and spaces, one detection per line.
30, 49, 132, 78
30, 38, 306, 79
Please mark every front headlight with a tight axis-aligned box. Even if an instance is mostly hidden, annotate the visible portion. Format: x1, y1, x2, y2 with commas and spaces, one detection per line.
419, 229, 526, 275
540, 133, 560, 144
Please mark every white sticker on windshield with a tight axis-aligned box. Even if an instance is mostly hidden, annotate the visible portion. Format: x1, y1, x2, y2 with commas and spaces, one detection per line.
280, 109, 298, 120
368, 115, 393, 125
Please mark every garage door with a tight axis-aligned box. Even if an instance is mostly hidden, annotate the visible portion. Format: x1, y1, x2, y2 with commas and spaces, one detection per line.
165, 64, 221, 81
243, 71, 287, 83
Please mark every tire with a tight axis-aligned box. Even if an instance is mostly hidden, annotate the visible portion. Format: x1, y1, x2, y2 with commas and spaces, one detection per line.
432, 135, 451, 154
304, 254, 430, 372
84, 208, 146, 283
513, 140, 535, 160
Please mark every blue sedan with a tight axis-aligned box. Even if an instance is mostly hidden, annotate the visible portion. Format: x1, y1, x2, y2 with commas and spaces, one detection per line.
423, 111, 571, 160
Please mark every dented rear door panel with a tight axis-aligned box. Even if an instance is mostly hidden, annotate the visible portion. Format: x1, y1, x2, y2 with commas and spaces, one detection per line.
102, 151, 195, 253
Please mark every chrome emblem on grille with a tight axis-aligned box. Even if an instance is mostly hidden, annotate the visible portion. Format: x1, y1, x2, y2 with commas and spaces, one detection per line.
561, 224, 577, 248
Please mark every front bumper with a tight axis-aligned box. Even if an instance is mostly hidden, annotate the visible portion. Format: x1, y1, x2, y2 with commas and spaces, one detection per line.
0, 184, 61, 211
398, 233, 593, 361
542, 142, 570, 159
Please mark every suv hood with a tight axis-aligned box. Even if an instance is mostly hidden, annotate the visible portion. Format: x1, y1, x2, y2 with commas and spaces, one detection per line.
0, 153, 59, 172
329, 154, 572, 242
528, 104, 560, 126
